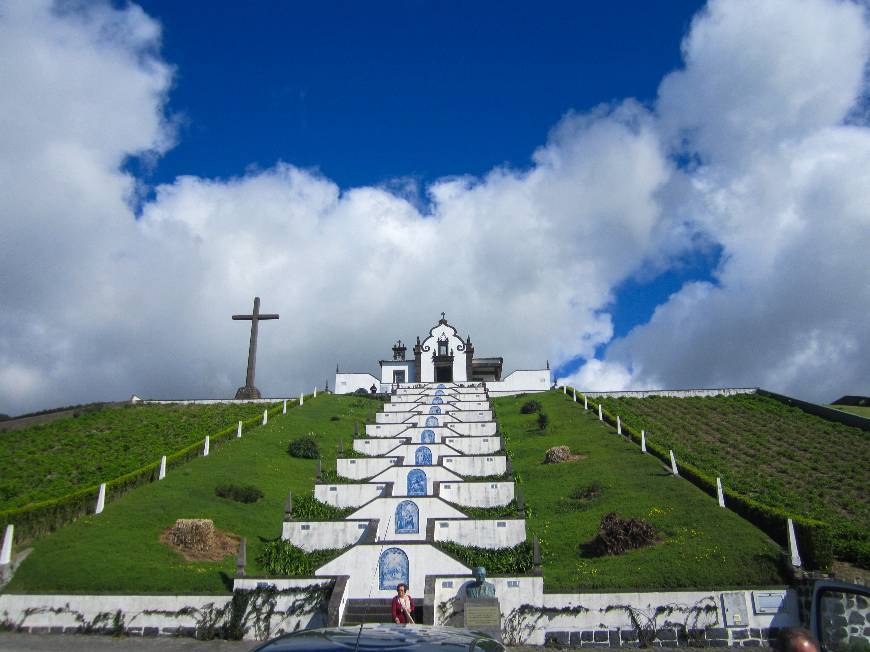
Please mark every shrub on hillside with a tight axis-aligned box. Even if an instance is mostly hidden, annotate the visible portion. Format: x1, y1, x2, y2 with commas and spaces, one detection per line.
287, 435, 319, 459
436, 540, 534, 574
585, 512, 658, 556
215, 483, 263, 504
256, 540, 347, 576
520, 400, 542, 414
537, 412, 549, 431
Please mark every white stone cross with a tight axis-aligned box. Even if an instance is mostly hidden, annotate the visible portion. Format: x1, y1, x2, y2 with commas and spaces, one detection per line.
787, 518, 802, 567
95, 482, 106, 514
669, 450, 679, 476
1, 524, 13, 565
204, 436, 210, 456
716, 477, 725, 507
158, 455, 166, 480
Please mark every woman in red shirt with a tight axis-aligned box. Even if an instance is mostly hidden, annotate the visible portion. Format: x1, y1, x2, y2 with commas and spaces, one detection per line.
391, 583, 414, 624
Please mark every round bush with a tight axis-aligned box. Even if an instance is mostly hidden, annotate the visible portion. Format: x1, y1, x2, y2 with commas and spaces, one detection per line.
215, 483, 264, 504
520, 400, 542, 414
288, 435, 320, 459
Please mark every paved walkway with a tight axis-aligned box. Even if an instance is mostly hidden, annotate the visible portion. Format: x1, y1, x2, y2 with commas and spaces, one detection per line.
0, 634, 254, 651
0, 633, 747, 651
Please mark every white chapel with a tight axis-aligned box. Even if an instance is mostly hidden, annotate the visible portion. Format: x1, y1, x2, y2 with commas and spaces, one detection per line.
334, 314, 551, 396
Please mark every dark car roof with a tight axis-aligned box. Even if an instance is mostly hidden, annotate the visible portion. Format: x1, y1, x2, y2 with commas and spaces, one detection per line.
251, 624, 504, 652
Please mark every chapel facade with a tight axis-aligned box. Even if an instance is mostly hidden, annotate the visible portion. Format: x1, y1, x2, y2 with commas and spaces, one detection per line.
334, 314, 550, 396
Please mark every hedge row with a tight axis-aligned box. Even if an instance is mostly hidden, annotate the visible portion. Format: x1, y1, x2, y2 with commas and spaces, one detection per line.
0, 400, 296, 544
565, 387, 833, 571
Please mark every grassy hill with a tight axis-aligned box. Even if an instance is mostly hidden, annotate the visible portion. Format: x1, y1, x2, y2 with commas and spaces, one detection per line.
595, 393, 869, 567
0, 402, 274, 510
494, 391, 784, 591
6, 392, 786, 594
827, 404, 870, 418
5, 394, 382, 594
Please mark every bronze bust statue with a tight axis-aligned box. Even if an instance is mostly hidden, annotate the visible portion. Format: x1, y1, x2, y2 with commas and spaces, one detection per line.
465, 566, 496, 598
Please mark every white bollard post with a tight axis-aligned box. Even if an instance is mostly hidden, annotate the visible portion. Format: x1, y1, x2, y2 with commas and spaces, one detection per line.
314, 386, 317, 398
598, 404, 603, 421
237, 421, 243, 438
563, 385, 566, 395
263, 409, 268, 425
300, 393, 304, 406
641, 430, 647, 453
95, 483, 106, 514
617, 416, 622, 435
669, 450, 679, 476
203, 436, 210, 456
584, 396, 588, 410
787, 518, 802, 567
716, 477, 725, 507
1, 524, 13, 565
158, 455, 166, 480
282, 400, 287, 414
573, 389, 577, 402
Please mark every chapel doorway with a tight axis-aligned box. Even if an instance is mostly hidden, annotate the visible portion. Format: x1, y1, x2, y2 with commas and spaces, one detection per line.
435, 366, 452, 382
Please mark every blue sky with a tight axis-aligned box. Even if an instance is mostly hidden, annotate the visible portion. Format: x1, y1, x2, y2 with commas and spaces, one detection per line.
136, 1, 703, 189
131, 0, 712, 380
1, 0, 868, 414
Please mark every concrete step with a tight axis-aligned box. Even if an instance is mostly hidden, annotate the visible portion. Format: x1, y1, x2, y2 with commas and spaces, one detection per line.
342, 598, 422, 625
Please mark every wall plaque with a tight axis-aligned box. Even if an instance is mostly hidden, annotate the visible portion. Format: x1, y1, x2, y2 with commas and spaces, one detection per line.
464, 598, 502, 642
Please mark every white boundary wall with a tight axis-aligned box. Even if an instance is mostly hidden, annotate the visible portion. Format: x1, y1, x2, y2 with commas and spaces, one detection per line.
433, 579, 799, 646
582, 387, 757, 399
335, 373, 380, 394
432, 518, 526, 548
0, 582, 332, 641
283, 520, 371, 550
438, 481, 514, 507
486, 369, 551, 397
314, 483, 386, 508
442, 454, 506, 476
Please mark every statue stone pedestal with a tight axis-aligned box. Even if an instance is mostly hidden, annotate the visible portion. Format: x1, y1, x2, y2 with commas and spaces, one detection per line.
234, 385, 262, 400
463, 597, 502, 643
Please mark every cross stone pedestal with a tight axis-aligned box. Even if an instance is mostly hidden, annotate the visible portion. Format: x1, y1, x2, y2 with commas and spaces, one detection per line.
235, 385, 262, 400
232, 296, 279, 400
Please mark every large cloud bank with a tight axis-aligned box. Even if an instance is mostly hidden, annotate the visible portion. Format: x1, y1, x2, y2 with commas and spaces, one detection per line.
0, 0, 868, 414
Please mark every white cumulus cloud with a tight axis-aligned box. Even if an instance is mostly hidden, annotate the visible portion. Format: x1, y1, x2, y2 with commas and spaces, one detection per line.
1, 0, 869, 415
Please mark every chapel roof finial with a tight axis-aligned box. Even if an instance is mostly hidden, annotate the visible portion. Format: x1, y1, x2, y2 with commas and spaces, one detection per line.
546, 359, 550, 370
439, 311, 448, 325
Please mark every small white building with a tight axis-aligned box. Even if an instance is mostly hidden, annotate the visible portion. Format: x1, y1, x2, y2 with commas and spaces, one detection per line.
335, 314, 550, 395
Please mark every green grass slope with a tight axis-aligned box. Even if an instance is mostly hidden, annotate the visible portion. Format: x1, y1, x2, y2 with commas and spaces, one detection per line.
494, 391, 786, 591
596, 393, 869, 566
827, 404, 870, 418
5, 395, 381, 594
0, 402, 273, 510
6, 391, 786, 595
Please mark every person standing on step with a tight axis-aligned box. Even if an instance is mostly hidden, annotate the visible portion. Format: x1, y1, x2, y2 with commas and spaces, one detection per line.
391, 583, 414, 624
